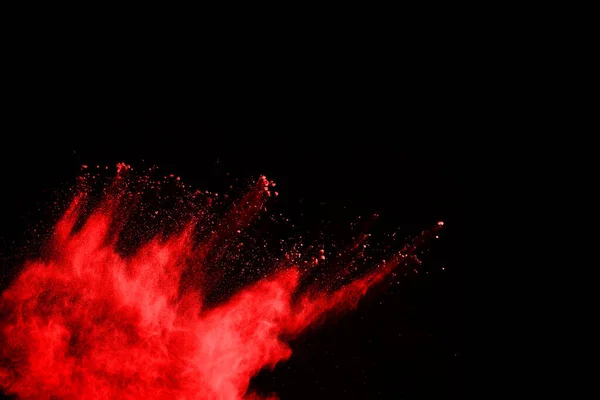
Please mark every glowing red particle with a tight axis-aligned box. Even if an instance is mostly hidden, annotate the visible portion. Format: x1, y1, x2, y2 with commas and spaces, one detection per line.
116, 162, 130, 173
437, 221, 444, 226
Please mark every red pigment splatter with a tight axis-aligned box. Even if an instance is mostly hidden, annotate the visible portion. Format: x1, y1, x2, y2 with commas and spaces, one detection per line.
0, 165, 442, 400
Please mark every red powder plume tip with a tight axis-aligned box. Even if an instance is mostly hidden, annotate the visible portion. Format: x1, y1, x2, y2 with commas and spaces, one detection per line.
0, 164, 443, 400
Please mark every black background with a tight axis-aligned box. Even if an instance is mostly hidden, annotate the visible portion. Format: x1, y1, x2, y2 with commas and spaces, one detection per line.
1, 93, 463, 398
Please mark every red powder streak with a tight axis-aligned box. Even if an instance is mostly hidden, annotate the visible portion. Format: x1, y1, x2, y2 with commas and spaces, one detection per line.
0, 169, 442, 399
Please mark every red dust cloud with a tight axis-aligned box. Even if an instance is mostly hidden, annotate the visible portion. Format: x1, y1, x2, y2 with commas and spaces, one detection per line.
0, 164, 442, 399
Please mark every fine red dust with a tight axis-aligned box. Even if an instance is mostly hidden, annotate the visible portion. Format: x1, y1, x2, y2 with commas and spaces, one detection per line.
0, 165, 442, 400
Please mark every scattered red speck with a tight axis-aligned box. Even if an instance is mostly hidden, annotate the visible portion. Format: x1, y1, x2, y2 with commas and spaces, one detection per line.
116, 162, 130, 173
437, 221, 444, 226
177, 177, 181, 181
82, 165, 88, 169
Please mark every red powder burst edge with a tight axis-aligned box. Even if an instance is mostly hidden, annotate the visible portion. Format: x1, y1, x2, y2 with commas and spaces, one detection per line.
0, 164, 442, 400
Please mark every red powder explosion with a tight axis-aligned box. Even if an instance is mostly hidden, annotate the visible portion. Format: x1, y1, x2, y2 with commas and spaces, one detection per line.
0, 164, 442, 399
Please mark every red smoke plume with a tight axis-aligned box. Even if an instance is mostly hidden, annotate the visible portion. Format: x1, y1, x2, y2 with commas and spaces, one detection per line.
0, 165, 441, 399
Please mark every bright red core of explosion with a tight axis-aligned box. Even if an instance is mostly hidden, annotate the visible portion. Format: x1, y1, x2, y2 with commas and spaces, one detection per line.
0, 165, 442, 399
